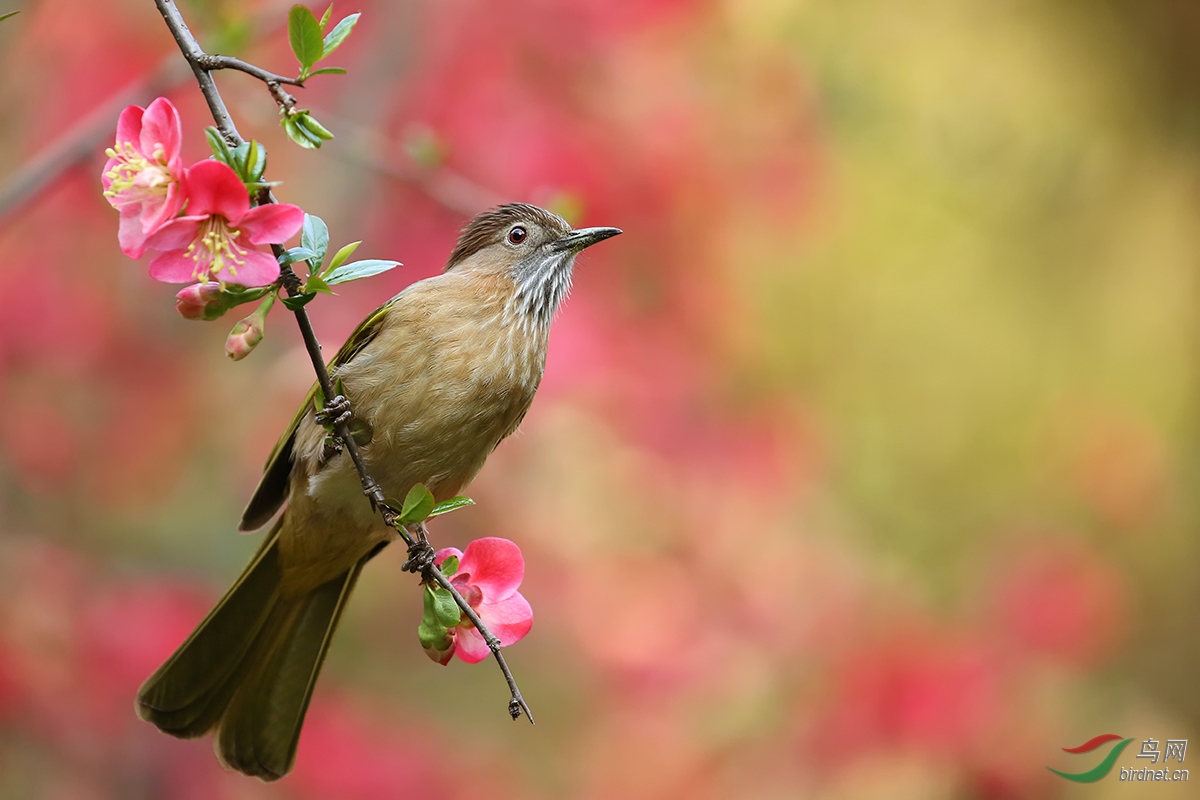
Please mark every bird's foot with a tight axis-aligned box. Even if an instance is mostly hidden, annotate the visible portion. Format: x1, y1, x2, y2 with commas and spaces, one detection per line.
320, 434, 344, 462
315, 394, 352, 428
402, 539, 436, 573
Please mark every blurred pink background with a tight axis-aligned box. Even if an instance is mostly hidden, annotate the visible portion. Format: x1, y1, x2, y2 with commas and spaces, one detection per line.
2, 0, 1199, 797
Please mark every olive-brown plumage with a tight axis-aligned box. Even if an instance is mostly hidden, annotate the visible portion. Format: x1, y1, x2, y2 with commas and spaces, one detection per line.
135, 204, 620, 780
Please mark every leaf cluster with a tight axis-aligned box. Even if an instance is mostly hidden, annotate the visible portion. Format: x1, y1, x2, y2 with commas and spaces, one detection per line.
280, 213, 400, 309
205, 129, 274, 192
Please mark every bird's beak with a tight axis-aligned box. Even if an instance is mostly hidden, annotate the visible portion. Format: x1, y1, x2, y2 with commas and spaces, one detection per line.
552, 226, 623, 252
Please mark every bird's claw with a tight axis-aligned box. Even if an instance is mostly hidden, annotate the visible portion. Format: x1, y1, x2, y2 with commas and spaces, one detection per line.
316, 394, 352, 428
402, 540, 436, 573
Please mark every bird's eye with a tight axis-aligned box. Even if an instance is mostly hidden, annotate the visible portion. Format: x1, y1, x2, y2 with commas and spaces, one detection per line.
507, 226, 527, 244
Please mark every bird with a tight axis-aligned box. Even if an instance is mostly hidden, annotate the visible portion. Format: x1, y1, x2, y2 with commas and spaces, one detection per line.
135, 203, 621, 781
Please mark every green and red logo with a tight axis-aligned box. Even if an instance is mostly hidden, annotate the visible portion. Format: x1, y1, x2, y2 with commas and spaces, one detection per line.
1047, 734, 1135, 783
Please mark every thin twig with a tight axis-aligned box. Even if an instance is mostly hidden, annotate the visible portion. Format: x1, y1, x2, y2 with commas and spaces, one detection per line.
195, 53, 304, 86
151, 0, 533, 723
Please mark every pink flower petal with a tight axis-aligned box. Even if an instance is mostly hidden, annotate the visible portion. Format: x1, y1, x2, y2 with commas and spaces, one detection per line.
139, 97, 182, 167
144, 216, 203, 252
214, 245, 279, 287
148, 249, 205, 283
240, 203, 305, 245
114, 105, 144, 152
141, 181, 185, 234
435, 547, 464, 567
455, 593, 533, 664
459, 538, 525, 603
477, 592, 533, 646
454, 627, 492, 664
182, 160, 250, 221
117, 209, 149, 259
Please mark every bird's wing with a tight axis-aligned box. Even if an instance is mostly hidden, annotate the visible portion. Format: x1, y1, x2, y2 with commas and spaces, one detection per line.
239, 299, 397, 531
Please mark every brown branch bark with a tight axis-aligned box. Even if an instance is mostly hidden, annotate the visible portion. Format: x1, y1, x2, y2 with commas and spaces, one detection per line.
150, 0, 533, 724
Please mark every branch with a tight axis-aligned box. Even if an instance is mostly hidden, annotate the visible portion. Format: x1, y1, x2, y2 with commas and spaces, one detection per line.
194, 53, 304, 86
151, 0, 533, 724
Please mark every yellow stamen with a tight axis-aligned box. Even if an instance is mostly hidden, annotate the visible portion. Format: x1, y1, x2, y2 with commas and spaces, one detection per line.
186, 216, 249, 281
103, 140, 174, 205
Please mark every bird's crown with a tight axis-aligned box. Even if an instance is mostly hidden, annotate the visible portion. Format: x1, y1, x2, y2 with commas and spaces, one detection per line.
445, 203, 571, 271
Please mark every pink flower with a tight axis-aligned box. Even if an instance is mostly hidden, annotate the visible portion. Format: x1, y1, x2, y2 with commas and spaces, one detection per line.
144, 160, 303, 287
101, 97, 186, 259
433, 538, 533, 664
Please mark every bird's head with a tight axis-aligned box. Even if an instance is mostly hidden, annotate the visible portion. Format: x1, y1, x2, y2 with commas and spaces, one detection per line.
446, 203, 621, 329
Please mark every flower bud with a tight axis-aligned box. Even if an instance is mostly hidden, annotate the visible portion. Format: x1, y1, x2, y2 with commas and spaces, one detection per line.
421, 630, 457, 666
175, 282, 225, 321
225, 315, 264, 360
224, 294, 275, 361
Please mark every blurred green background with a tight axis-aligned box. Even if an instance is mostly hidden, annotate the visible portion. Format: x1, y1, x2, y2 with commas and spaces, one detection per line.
1, 0, 1199, 797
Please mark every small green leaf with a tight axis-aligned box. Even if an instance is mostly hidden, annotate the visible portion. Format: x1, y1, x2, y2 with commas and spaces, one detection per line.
288, 5, 324, 69
322, 12, 360, 56
319, 3, 333, 29
283, 115, 321, 149
308, 66, 347, 76
302, 274, 334, 295
325, 259, 401, 285
280, 246, 318, 265
281, 292, 317, 310
244, 140, 267, 181
399, 483, 436, 524
0, 11, 20, 22
323, 240, 361, 275
429, 496, 475, 518
333, 376, 346, 398
300, 214, 329, 266
440, 555, 460, 576
205, 127, 234, 165
230, 141, 250, 171
430, 586, 462, 628
243, 180, 282, 194
299, 113, 335, 141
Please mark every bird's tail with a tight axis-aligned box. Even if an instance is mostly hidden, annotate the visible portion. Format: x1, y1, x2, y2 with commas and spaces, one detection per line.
136, 522, 366, 781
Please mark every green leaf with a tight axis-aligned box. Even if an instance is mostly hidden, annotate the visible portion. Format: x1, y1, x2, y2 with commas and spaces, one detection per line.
430, 586, 462, 628
322, 12, 360, 56
325, 259, 401, 285
298, 113, 335, 141
429, 496, 475, 518
323, 241, 361, 275
288, 5, 324, 69
304, 274, 334, 295
205, 127, 234, 165
308, 67, 347, 76
0, 11, 20, 22
399, 483, 436, 524
282, 115, 321, 149
418, 585, 459, 657
243, 140, 267, 181
300, 214, 329, 266
318, 3, 332, 29
440, 555, 460, 577
280, 246, 318, 265
281, 292, 317, 310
